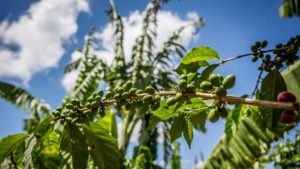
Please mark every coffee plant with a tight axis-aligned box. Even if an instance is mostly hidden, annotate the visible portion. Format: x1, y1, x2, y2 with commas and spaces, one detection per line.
0, 0, 300, 169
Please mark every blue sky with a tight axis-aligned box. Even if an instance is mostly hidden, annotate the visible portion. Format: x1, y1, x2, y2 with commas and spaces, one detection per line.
0, 0, 300, 168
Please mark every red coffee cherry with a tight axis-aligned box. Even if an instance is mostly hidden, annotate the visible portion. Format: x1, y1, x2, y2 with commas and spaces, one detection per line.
280, 111, 296, 124
277, 91, 296, 102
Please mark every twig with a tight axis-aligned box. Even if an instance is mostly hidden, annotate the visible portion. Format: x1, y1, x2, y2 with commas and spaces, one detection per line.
220, 46, 290, 64
99, 91, 300, 111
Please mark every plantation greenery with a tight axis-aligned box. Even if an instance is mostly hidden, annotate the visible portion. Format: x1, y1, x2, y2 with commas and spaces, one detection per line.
0, 0, 300, 169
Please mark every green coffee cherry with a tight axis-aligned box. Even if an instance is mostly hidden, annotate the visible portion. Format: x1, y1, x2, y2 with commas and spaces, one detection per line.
136, 90, 143, 94
114, 93, 121, 99
124, 81, 133, 91
143, 95, 153, 104
252, 56, 258, 62
97, 90, 104, 97
200, 81, 212, 91
87, 96, 94, 103
209, 74, 223, 87
167, 97, 177, 106
261, 41, 268, 48
65, 103, 74, 110
208, 109, 220, 123
215, 87, 227, 97
117, 87, 125, 94
105, 91, 113, 99
174, 93, 183, 101
95, 95, 102, 102
125, 103, 131, 111
222, 74, 236, 89
186, 84, 195, 93
178, 80, 187, 91
99, 108, 105, 117
154, 95, 161, 103
129, 88, 137, 95
179, 74, 187, 81
91, 101, 98, 108
71, 99, 80, 106
219, 107, 228, 118
145, 86, 155, 94
151, 103, 160, 111
122, 92, 129, 98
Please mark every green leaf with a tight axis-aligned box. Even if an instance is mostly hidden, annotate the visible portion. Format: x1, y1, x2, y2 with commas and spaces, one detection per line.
282, 60, 300, 101
190, 111, 206, 132
224, 113, 233, 141
23, 135, 37, 169
97, 109, 118, 139
0, 81, 50, 114
83, 122, 121, 169
34, 117, 54, 137
0, 133, 27, 165
174, 61, 209, 74
183, 116, 193, 148
259, 69, 287, 129
60, 122, 89, 169
170, 115, 185, 143
181, 46, 219, 64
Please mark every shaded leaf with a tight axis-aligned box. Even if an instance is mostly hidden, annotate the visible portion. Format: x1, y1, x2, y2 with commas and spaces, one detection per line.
170, 115, 185, 143
174, 61, 209, 74
83, 122, 121, 169
183, 116, 193, 148
0, 134, 27, 165
282, 60, 300, 101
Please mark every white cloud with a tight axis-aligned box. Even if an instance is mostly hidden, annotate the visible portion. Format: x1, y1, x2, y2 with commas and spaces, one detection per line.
62, 10, 200, 91
0, 0, 89, 84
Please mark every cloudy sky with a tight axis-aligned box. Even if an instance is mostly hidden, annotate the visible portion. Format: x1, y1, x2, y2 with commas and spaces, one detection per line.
0, 0, 300, 168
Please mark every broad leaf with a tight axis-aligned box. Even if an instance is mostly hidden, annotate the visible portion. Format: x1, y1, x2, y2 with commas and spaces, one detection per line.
23, 135, 37, 169
0, 133, 27, 165
174, 61, 209, 74
83, 122, 121, 169
224, 113, 233, 141
282, 60, 300, 101
259, 70, 287, 129
170, 114, 185, 143
183, 116, 193, 148
97, 109, 118, 138
181, 46, 219, 64
60, 122, 89, 169
0, 81, 50, 114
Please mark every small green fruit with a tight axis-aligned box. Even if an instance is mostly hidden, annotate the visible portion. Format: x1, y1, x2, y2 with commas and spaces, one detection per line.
154, 95, 161, 103
87, 96, 94, 102
209, 74, 223, 87
114, 93, 121, 99
95, 95, 102, 102
178, 80, 187, 91
91, 101, 98, 108
97, 90, 104, 97
99, 108, 105, 117
179, 74, 187, 81
145, 86, 155, 94
65, 103, 74, 110
174, 93, 183, 101
124, 81, 133, 91
122, 92, 129, 98
105, 91, 113, 99
215, 87, 227, 97
143, 95, 153, 104
219, 107, 228, 118
117, 87, 125, 94
151, 103, 160, 111
167, 97, 177, 106
71, 99, 80, 106
186, 84, 195, 93
200, 81, 212, 91
129, 88, 137, 95
208, 109, 220, 123
136, 90, 143, 94
222, 74, 236, 89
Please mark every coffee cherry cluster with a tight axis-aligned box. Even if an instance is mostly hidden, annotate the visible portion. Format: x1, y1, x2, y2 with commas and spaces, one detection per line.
277, 91, 297, 124
166, 74, 195, 106
142, 86, 161, 111
207, 104, 229, 123
200, 74, 236, 97
85, 90, 105, 117
251, 36, 300, 72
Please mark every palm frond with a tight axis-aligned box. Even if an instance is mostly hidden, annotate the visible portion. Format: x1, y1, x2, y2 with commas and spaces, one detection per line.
0, 81, 50, 114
